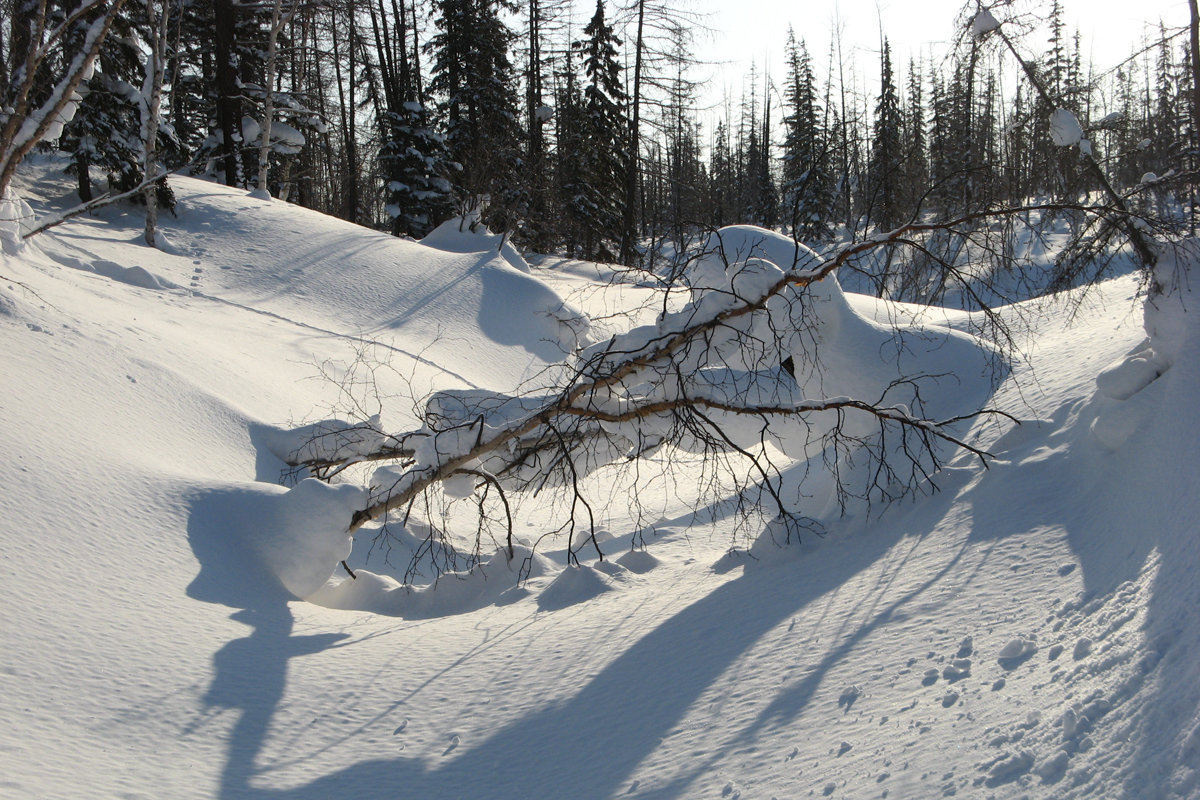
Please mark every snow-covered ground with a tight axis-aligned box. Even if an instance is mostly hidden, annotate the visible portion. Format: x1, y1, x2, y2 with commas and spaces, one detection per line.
1, 155, 1197, 799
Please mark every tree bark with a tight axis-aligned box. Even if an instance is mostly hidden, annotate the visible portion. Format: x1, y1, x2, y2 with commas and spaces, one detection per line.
75, 150, 92, 202
142, 0, 169, 246
256, 0, 291, 198
618, 0, 645, 266
213, 0, 242, 187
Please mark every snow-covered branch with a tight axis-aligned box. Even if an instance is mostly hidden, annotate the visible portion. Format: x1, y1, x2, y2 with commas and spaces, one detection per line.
274, 219, 1066, 578
0, 0, 128, 200
20, 163, 190, 240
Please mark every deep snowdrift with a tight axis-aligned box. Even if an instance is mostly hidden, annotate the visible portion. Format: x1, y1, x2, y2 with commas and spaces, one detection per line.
1, 157, 1197, 799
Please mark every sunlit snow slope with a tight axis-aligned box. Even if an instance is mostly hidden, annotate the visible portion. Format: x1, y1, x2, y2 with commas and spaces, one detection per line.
1, 155, 1196, 799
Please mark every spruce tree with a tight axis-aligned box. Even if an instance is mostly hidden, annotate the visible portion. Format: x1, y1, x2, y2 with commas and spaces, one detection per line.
378, 102, 455, 237
868, 38, 903, 228
61, 0, 180, 207
554, 44, 589, 255
708, 119, 736, 227
899, 58, 929, 217
62, 5, 145, 203
781, 30, 832, 243
574, 0, 627, 260
429, 0, 526, 233
374, 0, 454, 237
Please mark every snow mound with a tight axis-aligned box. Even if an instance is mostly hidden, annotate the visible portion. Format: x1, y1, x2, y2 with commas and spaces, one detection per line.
308, 545, 553, 617
536, 564, 614, 611
91, 259, 176, 289
38, 168, 588, 387
422, 213, 532, 274
250, 478, 368, 597
0, 188, 35, 253
615, 548, 661, 574
1095, 348, 1161, 401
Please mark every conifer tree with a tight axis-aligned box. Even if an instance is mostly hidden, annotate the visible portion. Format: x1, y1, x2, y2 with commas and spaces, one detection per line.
899, 57, 928, 217
660, 22, 704, 248
61, 6, 147, 203
550, 39, 583, 254
868, 38, 903, 228
374, 0, 453, 237
379, 102, 455, 237
429, 0, 526, 233
708, 118, 736, 227
735, 65, 776, 227
573, 0, 627, 260
781, 30, 832, 243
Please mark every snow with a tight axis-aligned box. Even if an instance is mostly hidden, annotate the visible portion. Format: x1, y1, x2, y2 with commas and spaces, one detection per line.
2, 154, 1199, 799
237, 478, 368, 598
242, 115, 306, 153
0, 186, 35, 251
262, 415, 391, 465
1050, 108, 1085, 147
971, 8, 1002, 38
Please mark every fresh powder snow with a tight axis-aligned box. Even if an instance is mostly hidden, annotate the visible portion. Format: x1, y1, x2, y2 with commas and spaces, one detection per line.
1, 154, 1198, 799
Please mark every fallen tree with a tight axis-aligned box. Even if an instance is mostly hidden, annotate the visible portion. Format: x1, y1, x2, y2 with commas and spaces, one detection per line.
270, 207, 1172, 581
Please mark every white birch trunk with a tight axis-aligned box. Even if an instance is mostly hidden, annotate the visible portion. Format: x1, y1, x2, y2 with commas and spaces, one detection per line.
256, 0, 287, 198
141, 0, 169, 247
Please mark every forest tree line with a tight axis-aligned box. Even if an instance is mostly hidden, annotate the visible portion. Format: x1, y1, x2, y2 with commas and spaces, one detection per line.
3, 0, 1197, 265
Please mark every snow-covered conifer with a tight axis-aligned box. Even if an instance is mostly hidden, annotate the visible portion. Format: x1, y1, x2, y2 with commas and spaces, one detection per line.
781, 30, 833, 243
868, 38, 903, 229
429, 0, 526, 234
379, 101, 455, 237
572, 0, 627, 260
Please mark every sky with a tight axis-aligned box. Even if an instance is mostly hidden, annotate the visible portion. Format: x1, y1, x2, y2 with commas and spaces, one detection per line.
689, 0, 1192, 121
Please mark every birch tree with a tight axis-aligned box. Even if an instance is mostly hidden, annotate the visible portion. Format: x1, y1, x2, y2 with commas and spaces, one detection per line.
141, 0, 170, 246
0, 0, 127, 201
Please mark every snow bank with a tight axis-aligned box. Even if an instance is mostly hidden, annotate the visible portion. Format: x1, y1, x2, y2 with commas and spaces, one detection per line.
248, 479, 368, 597
422, 213, 533, 274
1090, 239, 1196, 449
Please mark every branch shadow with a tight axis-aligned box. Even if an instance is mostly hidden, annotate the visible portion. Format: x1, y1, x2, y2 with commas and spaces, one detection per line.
967, 396, 1155, 599
186, 486, 351, 799
277, 526, 897, 799
187, 469, 912, 799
